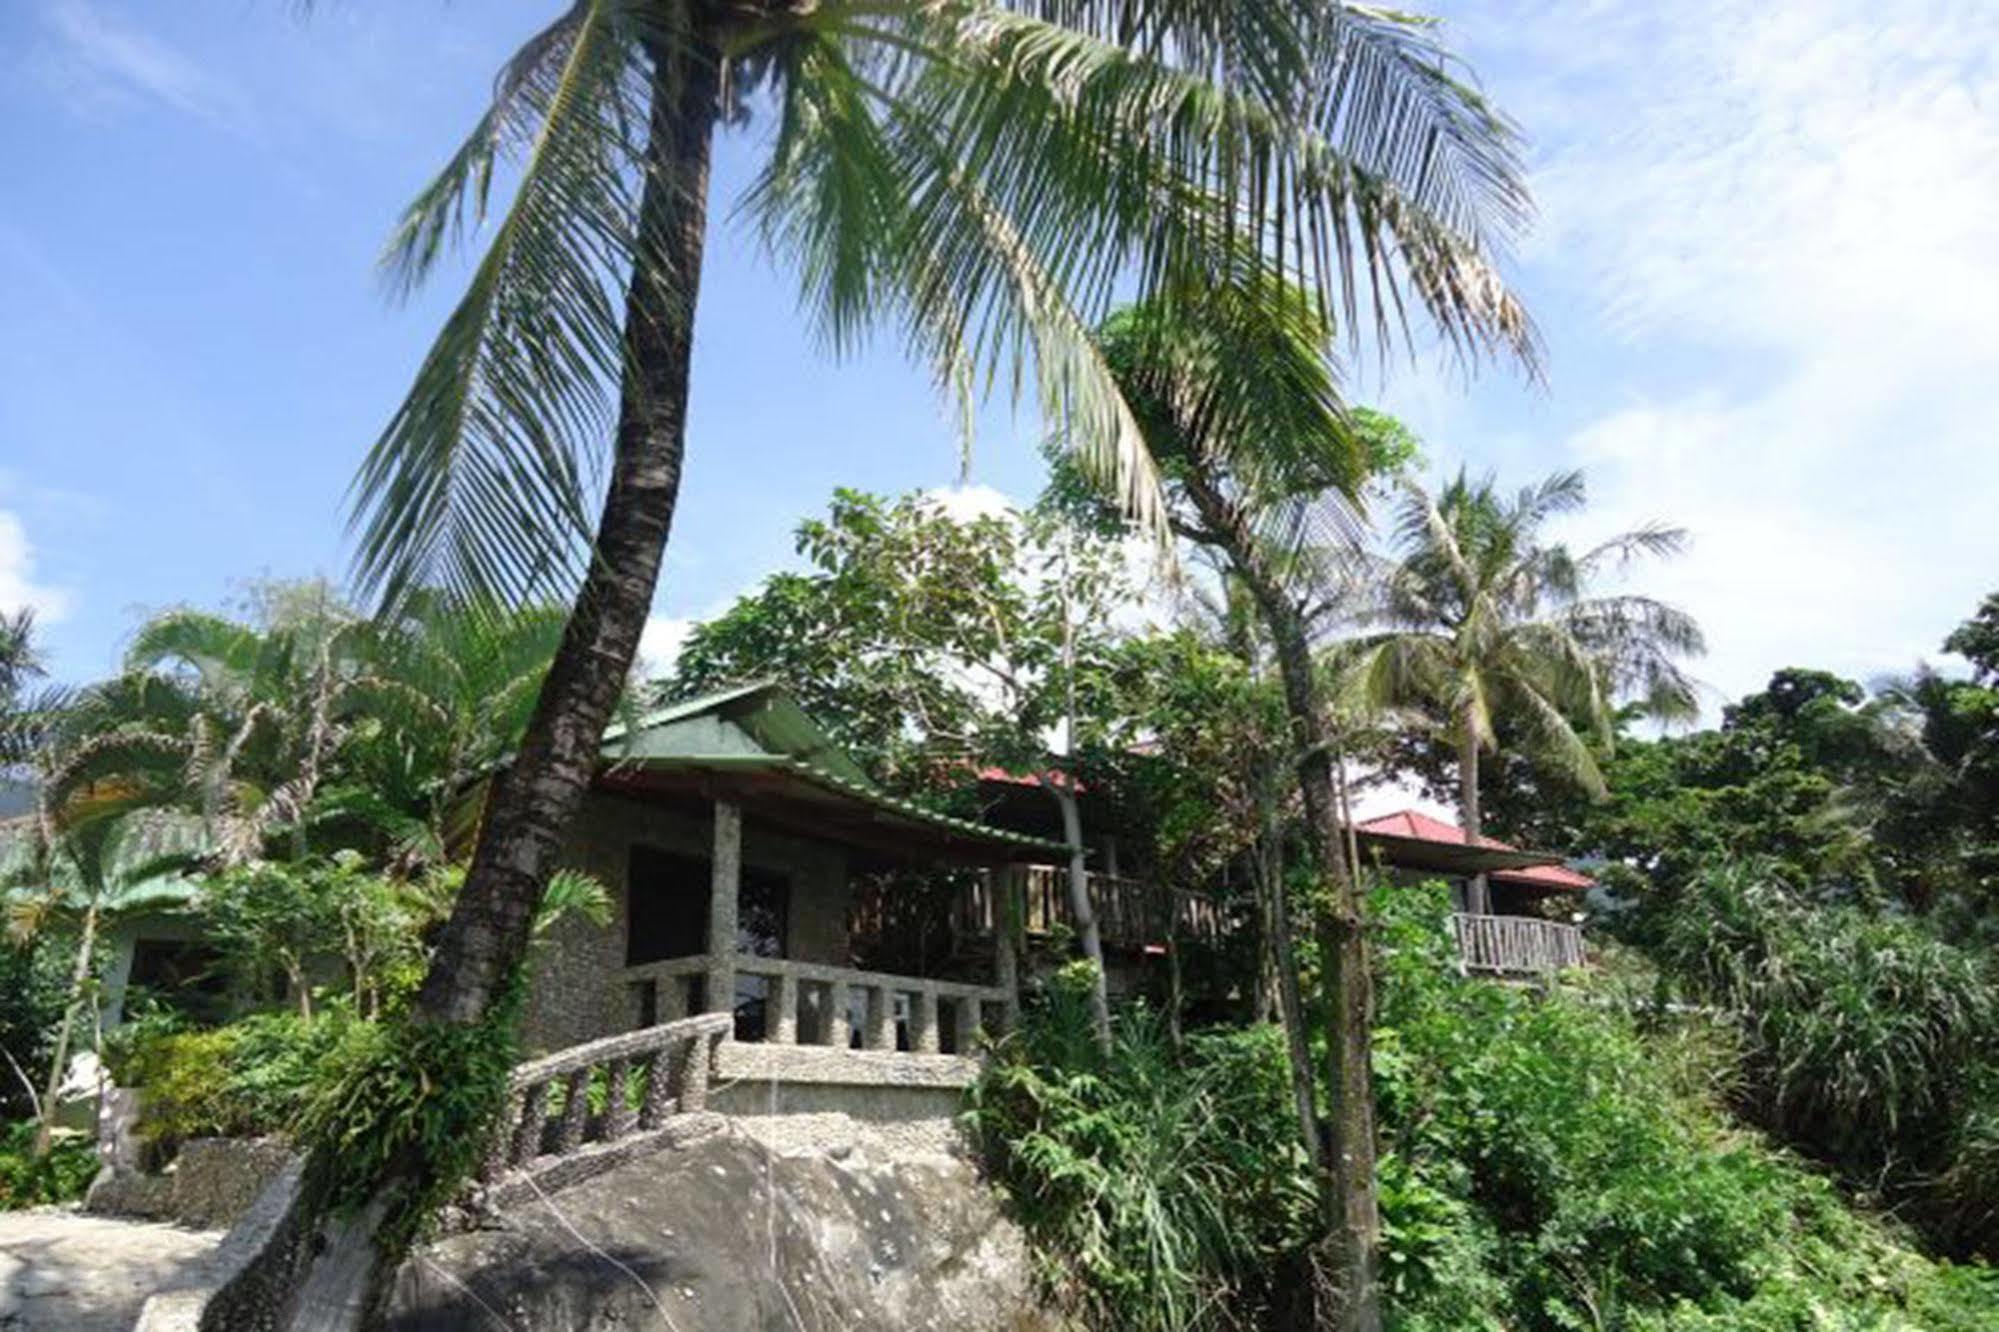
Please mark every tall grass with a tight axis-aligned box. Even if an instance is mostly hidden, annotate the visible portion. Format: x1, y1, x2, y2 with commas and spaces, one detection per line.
1652, 861, 1999, 1254
974, 892, 1999, 1330
966, 962, 1317, 1331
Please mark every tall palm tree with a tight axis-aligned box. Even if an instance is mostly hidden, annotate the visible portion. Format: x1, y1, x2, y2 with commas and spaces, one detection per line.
1080, 276, 1437, 1330
350, 1, 1536, 1037
1348, 469, 1703, 912
332, 3, 1533, 1319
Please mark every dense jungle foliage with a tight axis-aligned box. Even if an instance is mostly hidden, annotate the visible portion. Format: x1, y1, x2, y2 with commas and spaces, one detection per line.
974, 885, 1999, 1331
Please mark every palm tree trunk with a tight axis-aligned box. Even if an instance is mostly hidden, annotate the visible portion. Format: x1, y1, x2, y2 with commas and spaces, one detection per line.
33, 900, 98, 1160
281, 42, 722, 1332
412, 41, 719, 1027
1052, 783, 1112, 1051
1185, 476, 1380, 1332
1261, 793, 1325, 1166
1457, 722, 1490, 916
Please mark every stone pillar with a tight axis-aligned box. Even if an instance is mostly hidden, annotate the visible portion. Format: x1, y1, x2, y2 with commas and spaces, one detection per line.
865, 985, 894, 1051
707, 800, 741, 1034
771, 968, 799, 1045
915, 989, 941, 1054
995, 869, 1021, 1031
827, 980, 852, 1049
955, 996, 982, 1054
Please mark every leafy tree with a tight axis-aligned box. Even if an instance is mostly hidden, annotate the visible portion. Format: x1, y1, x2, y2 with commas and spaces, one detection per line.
1346, 469, 1702, 912
1062, 276, 1417, 1323
673, 487, 1138, 1044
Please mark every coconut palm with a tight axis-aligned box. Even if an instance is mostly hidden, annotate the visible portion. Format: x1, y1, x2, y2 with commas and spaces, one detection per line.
338, 4, 1533, 1319
0, 610, 65, 773
1078, 276, 1424, 1326
1347, 469, 1703, 911
350, 0, 1539, 1017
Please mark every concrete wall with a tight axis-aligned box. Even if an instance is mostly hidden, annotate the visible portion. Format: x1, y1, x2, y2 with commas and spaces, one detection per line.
520, 792, 852, 1053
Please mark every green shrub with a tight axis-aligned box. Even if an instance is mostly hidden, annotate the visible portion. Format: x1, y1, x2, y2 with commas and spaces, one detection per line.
0, 1120, 97, 1209
296, 997, 520, 1256
1651, 861, 1999, 1254
1372, 880, 1999, 1330
968, 966, 1317, 1330
114, 1011, 354, 1146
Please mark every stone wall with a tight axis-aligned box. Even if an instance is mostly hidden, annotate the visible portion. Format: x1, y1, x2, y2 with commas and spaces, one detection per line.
520, 792, 853, 1053
86, 1129, 298, 1232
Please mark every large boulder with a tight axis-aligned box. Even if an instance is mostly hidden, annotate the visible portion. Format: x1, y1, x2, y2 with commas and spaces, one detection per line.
386, 1116, 1060, 1332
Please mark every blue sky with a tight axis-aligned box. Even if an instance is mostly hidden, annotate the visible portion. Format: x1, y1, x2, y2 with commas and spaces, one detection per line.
3, 1, 1996, 714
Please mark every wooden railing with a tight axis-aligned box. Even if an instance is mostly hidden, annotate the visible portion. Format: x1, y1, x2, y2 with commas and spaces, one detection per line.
481, 1011, 732, 1185
958, 867, 1225, 951
625, 954, 1014, 1055
1450, 913, 1586, 976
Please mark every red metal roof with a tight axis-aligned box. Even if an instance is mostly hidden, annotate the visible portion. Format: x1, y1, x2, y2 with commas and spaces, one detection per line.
974, 765, 1085, 793
1354, 808, 1595, 892
1492, 862, 1596, 891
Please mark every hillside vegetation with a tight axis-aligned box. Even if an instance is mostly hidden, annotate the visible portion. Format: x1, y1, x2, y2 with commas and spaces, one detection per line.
973, 884, 1999, 1331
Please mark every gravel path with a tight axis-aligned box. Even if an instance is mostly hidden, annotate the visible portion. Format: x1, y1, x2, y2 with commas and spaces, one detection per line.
0, 1208, 226, 1332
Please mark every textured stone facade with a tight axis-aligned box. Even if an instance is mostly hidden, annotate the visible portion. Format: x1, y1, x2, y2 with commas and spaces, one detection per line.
519, 791, 852, 1053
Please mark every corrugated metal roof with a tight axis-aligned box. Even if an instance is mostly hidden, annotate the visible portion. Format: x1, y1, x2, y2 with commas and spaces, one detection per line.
602, 683, 1067, 857
1354, 808, 1594, 889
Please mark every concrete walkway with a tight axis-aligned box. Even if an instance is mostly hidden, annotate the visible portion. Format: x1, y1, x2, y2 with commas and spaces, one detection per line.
0, 1208, 225, 1332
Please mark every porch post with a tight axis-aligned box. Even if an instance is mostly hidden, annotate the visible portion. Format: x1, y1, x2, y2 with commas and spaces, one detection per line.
708, 799, 741, 1031
995, 866, 1022, 1030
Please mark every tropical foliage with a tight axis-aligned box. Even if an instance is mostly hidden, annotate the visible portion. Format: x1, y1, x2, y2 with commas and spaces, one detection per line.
976, 884, 1999, 1330
1344, 468, 1702, 910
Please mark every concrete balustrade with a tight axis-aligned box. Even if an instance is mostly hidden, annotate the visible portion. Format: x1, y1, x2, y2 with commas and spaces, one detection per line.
625, 954, 1010, 1056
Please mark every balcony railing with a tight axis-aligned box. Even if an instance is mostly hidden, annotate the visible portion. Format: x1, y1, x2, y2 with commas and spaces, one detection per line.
626, 954, 1013, 1055
957, 866, 1224, 951
1450, 913, 1585, 976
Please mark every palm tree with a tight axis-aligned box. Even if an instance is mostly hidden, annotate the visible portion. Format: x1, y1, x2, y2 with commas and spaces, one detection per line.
333, 3, 1532, 1318
1348, 469, 1703, 912
1082, 276, 1425, 1329
4, 803, 203, 1157
0, 610, 64, 773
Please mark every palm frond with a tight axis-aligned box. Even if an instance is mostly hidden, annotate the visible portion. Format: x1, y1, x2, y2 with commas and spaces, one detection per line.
350, 0, 674, 611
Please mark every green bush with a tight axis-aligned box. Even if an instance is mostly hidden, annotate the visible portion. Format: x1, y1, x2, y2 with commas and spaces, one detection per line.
1372, 880, 1999, 1330
296, 995, 520, 1256
112, 1011, 354, 1146
1650, 861, 1999, 1255
0, 1120, 97, 1209
968, 964, 1318, 1330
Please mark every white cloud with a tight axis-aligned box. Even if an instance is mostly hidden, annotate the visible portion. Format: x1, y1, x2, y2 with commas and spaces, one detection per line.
34, 0, 251, 132
0, 510, 69, 622
637, 614, 696, 681
1451, 0, 1999, 706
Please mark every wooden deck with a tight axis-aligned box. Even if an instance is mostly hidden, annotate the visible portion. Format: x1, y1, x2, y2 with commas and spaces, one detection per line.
955, 865, 1223, 952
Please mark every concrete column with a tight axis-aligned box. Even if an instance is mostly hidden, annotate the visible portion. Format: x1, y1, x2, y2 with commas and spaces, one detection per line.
915, 989, 941, 1054
827, 980, 852, 1049
707, 800, 741, 1034
955, 996, 982, 1054
772, 968, 799, 1044
865, 985, 894, 1051
995, 870, 1021, 1030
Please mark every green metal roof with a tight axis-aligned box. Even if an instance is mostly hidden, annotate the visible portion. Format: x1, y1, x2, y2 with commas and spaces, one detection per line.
600, 682, 1068, 858
604, 681, 876, 789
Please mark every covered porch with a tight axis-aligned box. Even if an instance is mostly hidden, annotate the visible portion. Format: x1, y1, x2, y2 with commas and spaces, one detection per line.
1357, 810, 1591, 978
525, 682, 1066, 1080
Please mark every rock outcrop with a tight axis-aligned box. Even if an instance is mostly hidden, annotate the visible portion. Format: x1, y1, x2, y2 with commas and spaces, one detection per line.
386, 1114, 1059, 1332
